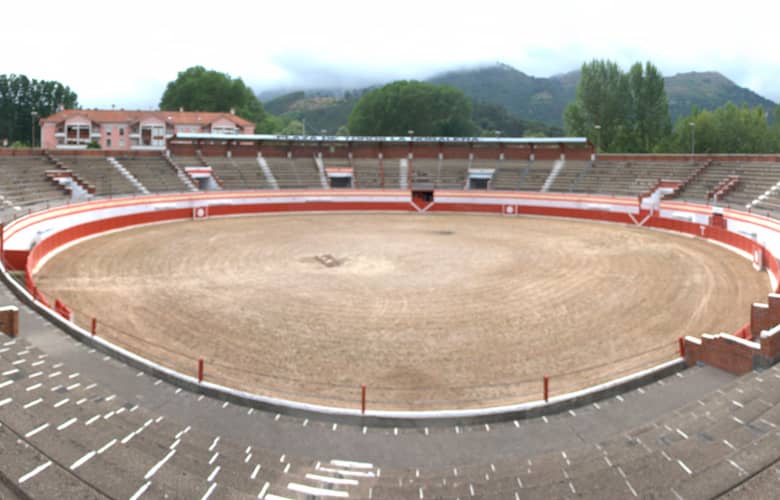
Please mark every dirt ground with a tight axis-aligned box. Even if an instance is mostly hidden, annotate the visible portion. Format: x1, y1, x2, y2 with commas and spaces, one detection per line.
34, 213, 770, 410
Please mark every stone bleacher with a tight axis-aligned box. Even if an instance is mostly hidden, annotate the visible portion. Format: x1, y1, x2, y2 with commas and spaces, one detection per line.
410, 158, 481, 190
205, 157, 269, 190
352, 158, 382, 188
673, 161, 780, 210
3, 153, 780, 210
57, 156, 140, 196
518, 160, 557, 191
0, 330, 778, 498
439, 160, 469, 189
264, 157, 322, 189
0, 156, 69, 212
548, 160, 592, 192
381, 158, 403, 189
572, 160, 701, 196
118, 156, 188, 193
491, 160, 529, 190
410, 159, 438, 188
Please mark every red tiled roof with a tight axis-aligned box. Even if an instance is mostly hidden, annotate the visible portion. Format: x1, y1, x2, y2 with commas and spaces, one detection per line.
41, 109, 254, 127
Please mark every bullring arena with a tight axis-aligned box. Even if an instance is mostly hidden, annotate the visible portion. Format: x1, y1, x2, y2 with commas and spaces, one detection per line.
32, 213, 768, 410
2, 135, 780, 498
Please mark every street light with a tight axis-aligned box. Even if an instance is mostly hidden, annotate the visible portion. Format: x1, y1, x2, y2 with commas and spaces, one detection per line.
689, 122, 696, 159
30, 111, 38, 149
593, 124, 601, 153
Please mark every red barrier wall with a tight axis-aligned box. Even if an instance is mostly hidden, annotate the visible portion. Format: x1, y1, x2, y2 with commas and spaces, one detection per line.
8, 191, 780, 379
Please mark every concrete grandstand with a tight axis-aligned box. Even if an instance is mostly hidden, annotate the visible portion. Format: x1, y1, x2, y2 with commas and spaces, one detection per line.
1, 136, 780, 498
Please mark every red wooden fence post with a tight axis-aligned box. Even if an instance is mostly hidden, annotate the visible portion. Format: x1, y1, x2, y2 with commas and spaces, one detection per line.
361, 384, 366, 414
198, 358, 204, 383
543, 375, 549, 403
679, 337, 685, 357
91, 318, 97, 336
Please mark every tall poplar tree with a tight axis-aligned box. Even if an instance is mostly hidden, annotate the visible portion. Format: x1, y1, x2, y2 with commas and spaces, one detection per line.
564, 60, 671, 152
0, 74, 78, 145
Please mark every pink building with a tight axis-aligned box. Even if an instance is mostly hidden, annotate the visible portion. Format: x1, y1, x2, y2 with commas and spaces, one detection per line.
40, 109, 255, 151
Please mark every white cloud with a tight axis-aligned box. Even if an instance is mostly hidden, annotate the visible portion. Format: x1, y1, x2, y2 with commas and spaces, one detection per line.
2, 0, 778, 108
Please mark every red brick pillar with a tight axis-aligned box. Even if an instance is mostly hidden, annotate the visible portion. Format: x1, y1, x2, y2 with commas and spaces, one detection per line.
0, 306, 19, 338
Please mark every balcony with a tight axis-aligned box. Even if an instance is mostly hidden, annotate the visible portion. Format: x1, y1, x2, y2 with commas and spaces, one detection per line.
90, 132, 101, 138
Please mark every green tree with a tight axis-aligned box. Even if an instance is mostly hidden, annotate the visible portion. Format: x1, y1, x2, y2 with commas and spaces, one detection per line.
771, 105, 780, 150
279, 119, 304, 135
564, 60, 672, 152
159, 66, 266, 126
665, 103, 776, 153
0, 74, 78, 145
347, 81, 476, 136
564, 60, 629, 152
472, 101, 563, 137
625, 62, 671, 152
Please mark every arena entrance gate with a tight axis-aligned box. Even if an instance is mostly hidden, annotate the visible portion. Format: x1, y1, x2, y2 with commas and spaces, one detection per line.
412, 189, 434, 210
325, 167, 353, 188
467, 168, 495, 190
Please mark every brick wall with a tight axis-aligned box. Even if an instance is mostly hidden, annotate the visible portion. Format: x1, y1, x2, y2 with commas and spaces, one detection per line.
686, 292, 780, 374
684, 335, 757, 374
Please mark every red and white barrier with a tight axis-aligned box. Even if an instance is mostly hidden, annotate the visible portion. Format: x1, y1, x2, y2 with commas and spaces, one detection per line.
2, 188, 779, 419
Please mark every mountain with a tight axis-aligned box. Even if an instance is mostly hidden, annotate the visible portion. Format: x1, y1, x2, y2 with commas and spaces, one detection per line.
263, 90, 365, 134
664, 71, 776, 123
258, 87, 346, 103
264, 87, 563, 137
258, 64, 777, 134
428, 64, 777, 127
429, 64, 573, 128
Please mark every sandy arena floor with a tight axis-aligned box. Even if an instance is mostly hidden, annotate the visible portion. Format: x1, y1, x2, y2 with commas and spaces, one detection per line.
34, 213, 769, 410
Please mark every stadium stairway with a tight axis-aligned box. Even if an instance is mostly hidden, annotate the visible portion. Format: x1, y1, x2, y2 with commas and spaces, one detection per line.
258, 156, 280, 189
107, 157, 149, 195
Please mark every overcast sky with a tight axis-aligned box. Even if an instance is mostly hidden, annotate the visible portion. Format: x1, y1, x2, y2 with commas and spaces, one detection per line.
3, 0, 779, 109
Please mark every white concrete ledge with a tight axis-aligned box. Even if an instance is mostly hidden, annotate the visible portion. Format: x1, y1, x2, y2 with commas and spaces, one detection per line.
761, 324, 780, 339
720, 333, 761, 350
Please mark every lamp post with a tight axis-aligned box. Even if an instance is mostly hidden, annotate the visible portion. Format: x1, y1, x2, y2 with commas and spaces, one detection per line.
593, 124, 601, 153
30, 111, 38, 149
689, 122, 696, 159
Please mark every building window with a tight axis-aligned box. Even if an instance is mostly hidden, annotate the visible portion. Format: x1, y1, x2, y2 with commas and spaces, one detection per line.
119, 139, 125, 147
119, 128, 124, 136
106, 125, 112, 135
107, 138, 112, 148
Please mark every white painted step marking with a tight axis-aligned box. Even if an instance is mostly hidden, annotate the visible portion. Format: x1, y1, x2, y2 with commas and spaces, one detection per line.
18, 461, 51, 483
70, 450, 96, 470
330, 459, 373, 469
305, 473, 358, 485
144, 449, 176, 480
129, 481, 151, 500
